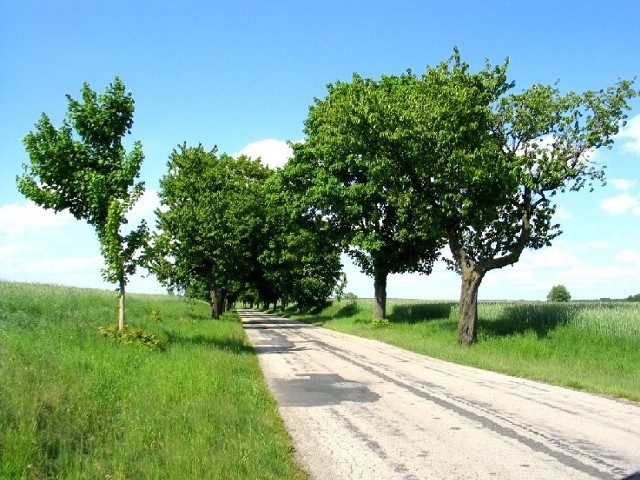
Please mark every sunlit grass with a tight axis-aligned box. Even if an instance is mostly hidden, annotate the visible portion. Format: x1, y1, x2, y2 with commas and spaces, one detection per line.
290, 299, 640, 401
0, 282, 306, 479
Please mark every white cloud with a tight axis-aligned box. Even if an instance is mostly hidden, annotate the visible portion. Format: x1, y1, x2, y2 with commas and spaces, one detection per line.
0, 243, 35, 261
615, 248, 640, 266
236, 139, 293, 169
0, 201, 75, 238
600, 193, 640, 215
520, 244, 581, 269
617, 113, 640, 155
0, 198, 165, 294
21, 255, 103, 275
586, 240, 608, 250
554, 206, 573, 220
126, 189, 160, 225
610, 178, 636, 191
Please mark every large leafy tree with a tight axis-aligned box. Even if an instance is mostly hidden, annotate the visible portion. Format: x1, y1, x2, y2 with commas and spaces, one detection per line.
402, 52, 636, 344
151, 144, 271, 318
287, 74, 443, 320
17, 77, 147, 331
258, 172, 343, 311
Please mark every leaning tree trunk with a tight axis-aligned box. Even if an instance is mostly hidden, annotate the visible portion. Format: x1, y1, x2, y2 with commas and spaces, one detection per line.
373, 267, 388, 321
118, 279, 126, 331
457, 266, 484, 345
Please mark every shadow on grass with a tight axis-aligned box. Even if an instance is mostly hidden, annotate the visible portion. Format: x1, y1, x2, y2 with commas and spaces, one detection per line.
335, 302, 359, 318
388, 303, 455, 324
164, 331, 254, 354
479, 303, 585, 338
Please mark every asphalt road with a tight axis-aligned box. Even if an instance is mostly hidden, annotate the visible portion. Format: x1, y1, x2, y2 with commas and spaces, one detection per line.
238, 309, 640, 480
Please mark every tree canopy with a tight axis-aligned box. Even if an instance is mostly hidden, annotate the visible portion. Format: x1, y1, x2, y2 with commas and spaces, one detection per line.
285, 73, 443, 320
547, 285, 571, 302
151, 144, 272, 318
258, 172, 343, 311
287, 50, 636, 343
17, 77, 147, 330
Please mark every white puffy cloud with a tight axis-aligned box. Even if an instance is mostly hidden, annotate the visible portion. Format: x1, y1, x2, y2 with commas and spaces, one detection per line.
610, 178, 636, 191
236, 139, 293, 169
600, 193, 640, 215
617, 113, 640, 155
520, 244, 581, 269
0, 201, 75, 238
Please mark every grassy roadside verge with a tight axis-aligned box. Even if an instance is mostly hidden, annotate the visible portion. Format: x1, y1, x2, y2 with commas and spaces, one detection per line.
0, 282, 307, 480
287, 299, 640, 402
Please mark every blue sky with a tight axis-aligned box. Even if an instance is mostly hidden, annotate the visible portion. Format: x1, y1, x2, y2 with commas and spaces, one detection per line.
1, 1, 639, 300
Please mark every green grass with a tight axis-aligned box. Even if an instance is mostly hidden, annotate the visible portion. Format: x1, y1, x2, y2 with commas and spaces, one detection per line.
0, 282, 307, 480
289, 299, 640, 402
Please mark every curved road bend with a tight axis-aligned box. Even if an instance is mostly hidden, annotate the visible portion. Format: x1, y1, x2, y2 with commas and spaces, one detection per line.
238, 309, 640, 480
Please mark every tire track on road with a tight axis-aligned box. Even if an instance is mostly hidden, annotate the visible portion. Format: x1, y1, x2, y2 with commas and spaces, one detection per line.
239, 310, 639, 480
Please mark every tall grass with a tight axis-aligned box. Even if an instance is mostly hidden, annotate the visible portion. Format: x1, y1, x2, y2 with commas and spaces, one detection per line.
0, 282, 306, 479
291, 299, 640, 401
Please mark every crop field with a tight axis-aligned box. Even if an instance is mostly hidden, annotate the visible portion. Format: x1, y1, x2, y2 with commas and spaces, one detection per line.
0, 282, 306, 480
289, 298, 640, 401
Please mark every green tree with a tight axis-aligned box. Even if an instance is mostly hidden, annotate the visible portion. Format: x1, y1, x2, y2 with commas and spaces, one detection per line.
17, 77, 147, 331
151, 144, 271, 318
258, 171, 343, 311
547, 285, 571, 302
626, 293, 640, 302
287, 74, 443, 321
402, 52, 636, 344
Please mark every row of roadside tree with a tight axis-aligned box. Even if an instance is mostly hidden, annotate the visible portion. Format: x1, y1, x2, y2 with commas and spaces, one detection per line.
18, 50, 636, 344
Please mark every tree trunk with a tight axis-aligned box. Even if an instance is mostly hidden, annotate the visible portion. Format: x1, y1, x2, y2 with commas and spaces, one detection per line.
118, 280, 126, 331
219, 288, 226, 316
457, 266, 484, 345
210, 287, 221, 319
373, 267, 388, 321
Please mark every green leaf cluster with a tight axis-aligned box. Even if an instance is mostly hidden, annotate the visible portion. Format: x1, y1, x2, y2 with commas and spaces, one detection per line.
150, 143, 342, 315
547, 285, 572, 303
17, 77, 148, 329
19, 78, 144, 229
98, 324, 167, 351
288, 49, 637, 342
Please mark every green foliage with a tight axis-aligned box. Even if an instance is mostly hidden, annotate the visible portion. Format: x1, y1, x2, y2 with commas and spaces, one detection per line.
625, 293, 640, 302
394, 51, 635, 344
547, 285, 572, 302
0, 282, 306, 479
257, 172, 343, 309
150, 144, 272, 317
370, 318, 391, 328
290, 50, 636, 342
149, 308, 162, 322
17, 77, 148, 328
18, 77, 144, 229
286, 71, 445, 319
98, 324, 167, 351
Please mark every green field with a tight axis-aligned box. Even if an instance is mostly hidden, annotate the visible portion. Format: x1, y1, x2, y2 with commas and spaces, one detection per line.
0, 282, 307, 480
2, 282, 638, 478
288, 298, 640, 402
